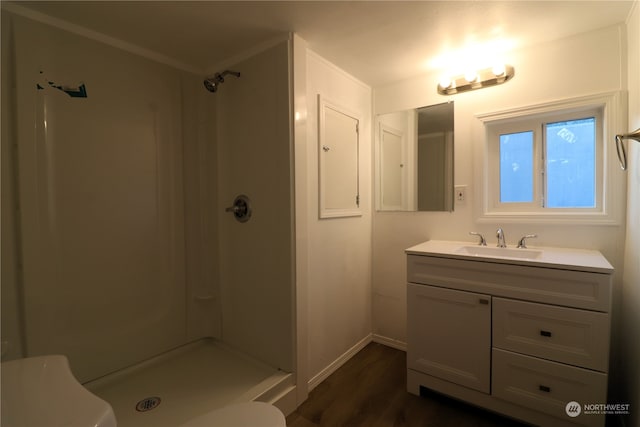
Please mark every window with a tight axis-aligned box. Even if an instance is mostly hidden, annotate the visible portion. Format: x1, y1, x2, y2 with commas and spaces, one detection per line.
545, 117, 596, 208
499, 131, 534, 204
476, 92, 624, 224
496, 116, 598, 209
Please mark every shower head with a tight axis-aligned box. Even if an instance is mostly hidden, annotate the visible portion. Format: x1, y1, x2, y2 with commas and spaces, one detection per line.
203, 79, 218, 92
203, 70, 241, 93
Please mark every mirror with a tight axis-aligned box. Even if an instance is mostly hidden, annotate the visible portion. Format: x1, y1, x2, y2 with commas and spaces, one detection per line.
376, 102, 454, 212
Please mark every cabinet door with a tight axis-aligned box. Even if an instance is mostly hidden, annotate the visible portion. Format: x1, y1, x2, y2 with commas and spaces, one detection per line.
407, 284, 491, 393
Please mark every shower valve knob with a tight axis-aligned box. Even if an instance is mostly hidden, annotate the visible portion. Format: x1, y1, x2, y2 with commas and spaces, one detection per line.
225, 195, 252, 223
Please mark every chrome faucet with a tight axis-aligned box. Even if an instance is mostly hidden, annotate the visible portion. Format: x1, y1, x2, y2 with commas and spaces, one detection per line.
496, 228, 506, 248
517, 234, 538, 249
469, 232, 487, 246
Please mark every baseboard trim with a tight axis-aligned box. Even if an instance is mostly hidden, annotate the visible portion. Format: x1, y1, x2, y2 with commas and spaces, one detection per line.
307, 334, 372, 391
372, 334, 407, 351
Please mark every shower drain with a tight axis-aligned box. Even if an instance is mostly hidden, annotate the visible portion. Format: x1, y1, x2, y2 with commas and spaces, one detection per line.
135, 396, 161, 412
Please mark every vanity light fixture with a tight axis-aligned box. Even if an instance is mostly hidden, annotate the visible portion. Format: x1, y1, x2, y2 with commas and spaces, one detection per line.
438, 64, 515, 95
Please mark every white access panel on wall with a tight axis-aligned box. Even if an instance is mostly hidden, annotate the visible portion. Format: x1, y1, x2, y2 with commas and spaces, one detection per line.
318, 95, 361, 218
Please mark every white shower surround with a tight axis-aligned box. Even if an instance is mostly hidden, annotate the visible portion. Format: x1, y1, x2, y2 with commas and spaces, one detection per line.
2, 9, 296, 421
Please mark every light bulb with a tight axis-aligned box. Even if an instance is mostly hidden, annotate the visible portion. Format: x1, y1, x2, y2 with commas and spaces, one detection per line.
464, 70, 478, 83
492, 64, 506, 76
439, 76, 452, 89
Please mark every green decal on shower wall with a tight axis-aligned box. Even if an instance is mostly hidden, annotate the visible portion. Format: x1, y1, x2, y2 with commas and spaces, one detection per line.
36, 71, 87, 98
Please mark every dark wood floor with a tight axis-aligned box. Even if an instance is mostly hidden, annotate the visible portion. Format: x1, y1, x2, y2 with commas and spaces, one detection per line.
286, 342, 529, 427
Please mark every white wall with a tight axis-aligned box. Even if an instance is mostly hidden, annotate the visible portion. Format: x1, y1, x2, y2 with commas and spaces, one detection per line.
217, 40, 295, 372
293, 33, 310, 405
372, 24, 628, 350
621, 3, 640, 426
1, 12, 24, 361
300, 48, 373, 388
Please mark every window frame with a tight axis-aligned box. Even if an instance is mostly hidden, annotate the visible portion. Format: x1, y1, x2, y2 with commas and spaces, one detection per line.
474, 92, 625, 225
487, 107, 603, 213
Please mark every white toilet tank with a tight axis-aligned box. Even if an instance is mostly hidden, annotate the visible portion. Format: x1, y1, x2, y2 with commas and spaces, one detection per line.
1, 355, 117, 427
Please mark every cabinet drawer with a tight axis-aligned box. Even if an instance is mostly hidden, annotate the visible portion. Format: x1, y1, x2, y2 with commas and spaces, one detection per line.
407, 255, 611, 311
493, 298, 610, 371
492, 348, 606, 427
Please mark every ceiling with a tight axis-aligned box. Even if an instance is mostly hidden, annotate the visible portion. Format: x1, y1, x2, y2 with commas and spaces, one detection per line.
8, 0, 635, 87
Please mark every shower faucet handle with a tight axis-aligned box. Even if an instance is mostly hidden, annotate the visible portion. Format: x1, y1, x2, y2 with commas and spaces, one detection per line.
225, 194, 252, 223
225, 205, 242, 213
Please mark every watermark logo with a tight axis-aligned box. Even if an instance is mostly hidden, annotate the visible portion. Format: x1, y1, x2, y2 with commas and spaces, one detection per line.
583, 403, 631, 416
565, 400, 631, 417
566, 401, 581, 417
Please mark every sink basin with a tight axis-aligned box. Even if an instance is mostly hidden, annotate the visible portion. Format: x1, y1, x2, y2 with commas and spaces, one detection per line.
1, 355, 116, 427
406, 240, 614, 273
455, 245, 543, 260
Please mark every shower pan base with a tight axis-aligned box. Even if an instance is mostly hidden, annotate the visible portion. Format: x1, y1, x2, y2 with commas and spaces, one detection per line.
84, 338, 292, 427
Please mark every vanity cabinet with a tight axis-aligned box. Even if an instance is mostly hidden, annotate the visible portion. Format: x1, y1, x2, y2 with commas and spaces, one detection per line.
406, 241, 613, 427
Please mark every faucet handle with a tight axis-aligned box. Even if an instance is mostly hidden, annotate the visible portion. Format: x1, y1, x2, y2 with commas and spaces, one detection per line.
517, 234, 538, 249
496, 227, 507, 248
469, 232, 487, 246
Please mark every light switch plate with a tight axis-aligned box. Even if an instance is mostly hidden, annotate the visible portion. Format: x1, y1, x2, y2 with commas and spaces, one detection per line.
455, 185, 467, 204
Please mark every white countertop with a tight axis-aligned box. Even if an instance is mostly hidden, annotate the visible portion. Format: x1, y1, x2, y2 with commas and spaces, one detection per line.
406, 240, 614, 274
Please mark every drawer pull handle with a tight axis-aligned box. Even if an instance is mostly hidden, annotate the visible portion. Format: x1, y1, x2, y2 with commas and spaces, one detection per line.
540, 330, 552, 337
479, 298, 489, 305
539, 385, 551, 393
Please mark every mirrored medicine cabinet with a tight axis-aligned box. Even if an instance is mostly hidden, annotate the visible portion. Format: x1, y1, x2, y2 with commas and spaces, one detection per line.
375, 102, 454, 212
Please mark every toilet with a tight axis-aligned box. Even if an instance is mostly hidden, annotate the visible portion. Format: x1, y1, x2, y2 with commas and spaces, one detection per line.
1, 355, 117, 427
1, 355, 286, 427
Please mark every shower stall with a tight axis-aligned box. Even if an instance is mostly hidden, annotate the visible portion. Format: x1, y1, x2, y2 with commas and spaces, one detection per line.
1, 11, 295, 427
